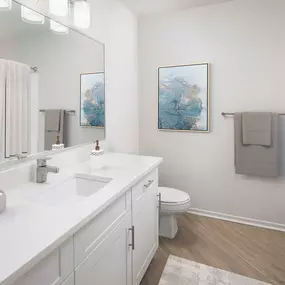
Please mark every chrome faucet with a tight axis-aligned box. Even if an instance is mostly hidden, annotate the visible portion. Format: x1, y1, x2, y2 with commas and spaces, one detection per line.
36, 157, 59, 183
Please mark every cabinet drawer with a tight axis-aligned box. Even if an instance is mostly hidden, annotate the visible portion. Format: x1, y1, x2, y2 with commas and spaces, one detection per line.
12, 249, 61, 285
12, 237, 74, 285
74, 191, 131, 267
132, 169, 158, 214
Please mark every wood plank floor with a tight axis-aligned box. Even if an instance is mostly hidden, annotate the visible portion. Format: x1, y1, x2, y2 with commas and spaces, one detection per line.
141, 214, 285, 285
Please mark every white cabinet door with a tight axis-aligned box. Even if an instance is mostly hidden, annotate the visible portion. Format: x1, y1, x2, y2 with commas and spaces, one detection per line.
75, 214, 132, 285
74, 192, 131, 267
132, 177, 159, 285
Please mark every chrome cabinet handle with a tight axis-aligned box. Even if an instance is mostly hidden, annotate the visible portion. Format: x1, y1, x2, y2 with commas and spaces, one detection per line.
0, 190, 6, 214
157, 193, 161, 211
144, 180, 154, 188
129, 226, 135, 250
157, 193, 161, 228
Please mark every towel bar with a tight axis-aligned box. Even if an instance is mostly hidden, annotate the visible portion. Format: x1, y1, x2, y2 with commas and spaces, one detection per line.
39, 110, 76, 115
222, 112, 285, 116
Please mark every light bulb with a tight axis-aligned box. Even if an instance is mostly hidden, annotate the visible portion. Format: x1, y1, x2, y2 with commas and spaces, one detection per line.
21, 6, 45, 24
49, 0, 68, 17
74, 1, 90, 29
50, 20, 69, 35
0, 0, 12, 10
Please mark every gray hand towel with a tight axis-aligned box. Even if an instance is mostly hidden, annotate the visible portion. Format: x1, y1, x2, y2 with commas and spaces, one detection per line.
242, 112, 272, 146
235, 113, 279, 177
44, 110, 65, 150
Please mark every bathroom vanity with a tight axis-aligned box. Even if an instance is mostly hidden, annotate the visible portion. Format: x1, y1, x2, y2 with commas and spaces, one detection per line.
0, 153, 162, 285
0, 1, 158, 284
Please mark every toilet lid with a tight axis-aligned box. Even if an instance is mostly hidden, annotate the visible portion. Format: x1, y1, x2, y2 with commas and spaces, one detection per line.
159, 187, 190, 204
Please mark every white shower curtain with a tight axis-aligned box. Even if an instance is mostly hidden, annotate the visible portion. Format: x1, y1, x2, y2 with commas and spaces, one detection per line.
6, 60, 30, 158
0, 59, 30, 160
30, 73, 39, 154
0, 59, 7, 161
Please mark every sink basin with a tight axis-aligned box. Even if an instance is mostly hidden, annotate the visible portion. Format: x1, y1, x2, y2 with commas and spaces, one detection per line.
75, 175, 111, 197
27, 175, 112, 206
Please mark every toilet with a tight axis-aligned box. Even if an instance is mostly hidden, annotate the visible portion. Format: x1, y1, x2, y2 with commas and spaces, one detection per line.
159, 187, 191, 239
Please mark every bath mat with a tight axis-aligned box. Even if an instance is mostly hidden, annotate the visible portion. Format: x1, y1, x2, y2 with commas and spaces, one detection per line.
158, 255, 271, 285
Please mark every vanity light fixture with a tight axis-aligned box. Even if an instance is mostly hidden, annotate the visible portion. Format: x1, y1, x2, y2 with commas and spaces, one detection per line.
50, 20, 69, 35
21, 6, 45, 24
73, 0, 90, 29
49, 0, 68, 17
0, 0, 12, 10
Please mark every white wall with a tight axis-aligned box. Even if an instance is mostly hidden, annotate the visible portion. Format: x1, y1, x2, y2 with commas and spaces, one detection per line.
15, 0, 139, 154
139, 0, 285, 225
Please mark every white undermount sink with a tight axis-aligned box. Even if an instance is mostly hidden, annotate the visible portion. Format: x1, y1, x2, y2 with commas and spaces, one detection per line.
27, 175, 112, 206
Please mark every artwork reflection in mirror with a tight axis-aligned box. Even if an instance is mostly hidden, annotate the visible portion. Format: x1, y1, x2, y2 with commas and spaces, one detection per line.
0, 1, 105, 163
80, 73, 105, 128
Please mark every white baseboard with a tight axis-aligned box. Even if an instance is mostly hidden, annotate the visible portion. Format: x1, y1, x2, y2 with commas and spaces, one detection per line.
188, 208, 285, 233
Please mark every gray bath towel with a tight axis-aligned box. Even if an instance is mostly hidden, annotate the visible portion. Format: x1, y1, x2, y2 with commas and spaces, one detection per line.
235, 113, 279, 177
242, 112, 272, 146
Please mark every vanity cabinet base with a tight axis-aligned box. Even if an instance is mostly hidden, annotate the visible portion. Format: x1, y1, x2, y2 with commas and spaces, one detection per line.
9, 167, 159, 285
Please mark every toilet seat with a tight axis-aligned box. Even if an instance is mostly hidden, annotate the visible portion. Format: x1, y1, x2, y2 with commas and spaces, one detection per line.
159, 187, 191, 213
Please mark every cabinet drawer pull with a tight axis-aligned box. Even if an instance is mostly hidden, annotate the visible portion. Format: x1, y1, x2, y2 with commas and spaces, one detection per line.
129, 226, 135, 250
157, 193, 161, 211
144, 180, 154, 188
157, 193, 161, 228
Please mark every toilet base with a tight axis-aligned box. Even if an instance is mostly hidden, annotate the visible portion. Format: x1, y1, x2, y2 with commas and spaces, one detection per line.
159, 213, 178, 239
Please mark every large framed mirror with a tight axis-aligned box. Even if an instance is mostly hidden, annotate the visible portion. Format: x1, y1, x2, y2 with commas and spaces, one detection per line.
0, 0, 105, 164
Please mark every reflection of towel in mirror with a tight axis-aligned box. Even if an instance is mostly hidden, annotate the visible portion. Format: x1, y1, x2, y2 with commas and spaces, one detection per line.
44, 110, 65, 150
45, 109, 61, 132
235, 112, 279, 177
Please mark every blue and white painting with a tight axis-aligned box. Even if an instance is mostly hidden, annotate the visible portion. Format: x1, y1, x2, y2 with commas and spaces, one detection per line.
158, 63, 209, 132
80, 72, 105, 128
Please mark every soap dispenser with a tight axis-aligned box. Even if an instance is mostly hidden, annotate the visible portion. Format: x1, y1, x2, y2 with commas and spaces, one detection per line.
90, 140, 104, 170
52, 135, 65, 150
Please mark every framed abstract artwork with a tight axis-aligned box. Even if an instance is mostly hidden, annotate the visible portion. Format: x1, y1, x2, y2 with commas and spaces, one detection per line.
80, 72, 105, 128
158, 63, 209, 132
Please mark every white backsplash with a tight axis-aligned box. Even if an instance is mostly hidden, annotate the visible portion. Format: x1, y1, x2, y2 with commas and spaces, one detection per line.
0, 141, 108, 191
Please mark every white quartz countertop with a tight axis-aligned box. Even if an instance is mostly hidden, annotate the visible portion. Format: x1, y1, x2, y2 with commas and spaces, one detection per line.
0, 153, 162, 285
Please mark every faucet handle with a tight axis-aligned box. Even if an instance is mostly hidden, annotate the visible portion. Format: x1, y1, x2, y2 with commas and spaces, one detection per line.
37, 157, 52, 167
